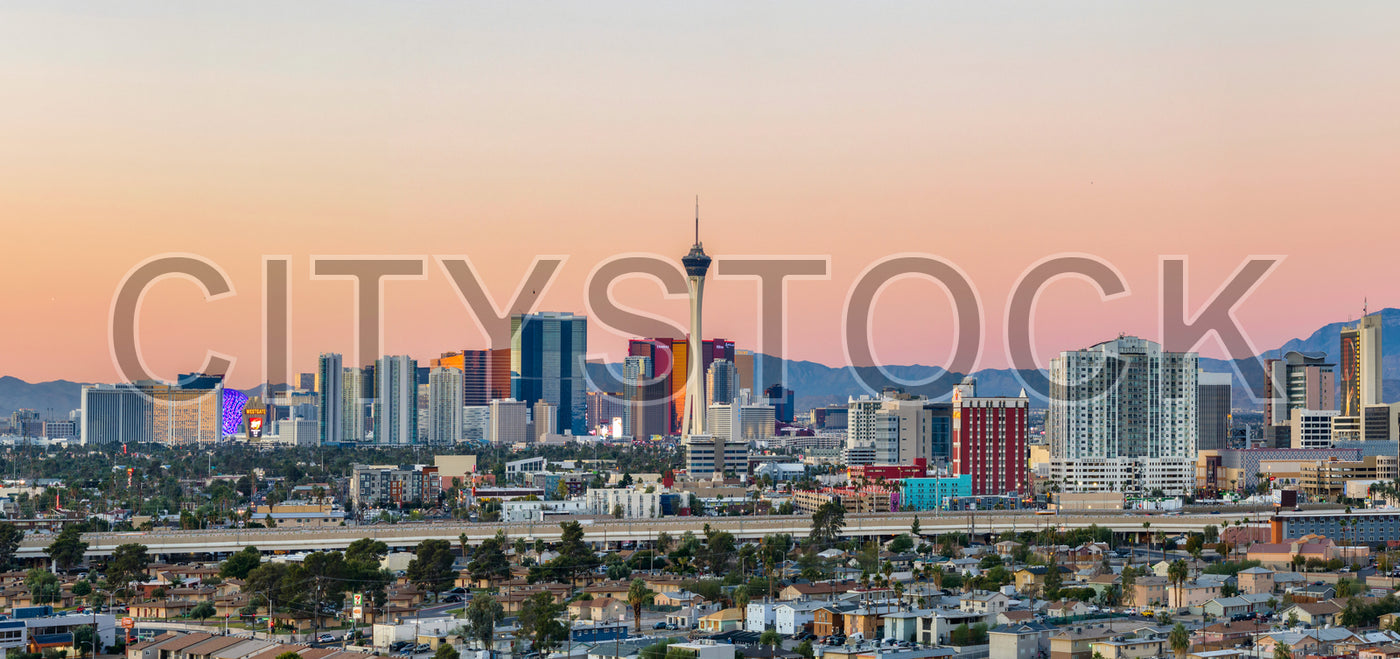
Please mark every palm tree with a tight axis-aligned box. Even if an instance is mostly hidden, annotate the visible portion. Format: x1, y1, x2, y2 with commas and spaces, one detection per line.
1169, 622, 1190, 659
1274, 642, 1292, 659
1167, 560, 1189, 608
458, 532, 470, 558
627, 578, 650, 632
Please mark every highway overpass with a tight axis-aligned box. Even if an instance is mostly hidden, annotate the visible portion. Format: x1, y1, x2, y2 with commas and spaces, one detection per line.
16, 510, 1275, 560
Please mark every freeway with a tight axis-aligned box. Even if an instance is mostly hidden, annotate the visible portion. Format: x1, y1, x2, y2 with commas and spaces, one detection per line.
16, 509, 1276, 559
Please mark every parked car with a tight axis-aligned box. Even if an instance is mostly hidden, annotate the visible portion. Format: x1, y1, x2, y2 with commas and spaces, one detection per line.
653, 622, 667, 630
415, 644, 431, 654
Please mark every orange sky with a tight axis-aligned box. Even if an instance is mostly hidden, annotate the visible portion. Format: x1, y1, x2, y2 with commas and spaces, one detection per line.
2, 3, 1398, 387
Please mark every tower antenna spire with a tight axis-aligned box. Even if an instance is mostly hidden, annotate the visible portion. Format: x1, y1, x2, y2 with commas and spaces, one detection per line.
694, 195, 700, 244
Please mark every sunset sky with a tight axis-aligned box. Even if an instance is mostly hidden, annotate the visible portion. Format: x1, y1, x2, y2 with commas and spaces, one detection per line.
2, 3, 1399, 388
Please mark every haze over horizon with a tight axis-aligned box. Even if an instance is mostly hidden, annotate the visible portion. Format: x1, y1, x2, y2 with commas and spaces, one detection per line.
3, 3, 1399, 388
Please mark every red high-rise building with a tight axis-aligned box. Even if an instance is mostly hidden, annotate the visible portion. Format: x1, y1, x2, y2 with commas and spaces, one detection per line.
951, 383, 1029, 496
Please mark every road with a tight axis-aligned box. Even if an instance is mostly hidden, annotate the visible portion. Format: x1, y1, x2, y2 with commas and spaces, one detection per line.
17, 509, 1280, 559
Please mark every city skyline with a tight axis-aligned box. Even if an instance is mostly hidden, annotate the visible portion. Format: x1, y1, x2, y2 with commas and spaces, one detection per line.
3, 4, 1400, 389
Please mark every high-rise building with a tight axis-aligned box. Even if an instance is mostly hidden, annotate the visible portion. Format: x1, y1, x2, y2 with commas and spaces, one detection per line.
1338, 312, 1384, 442
142, 375, 225, 445
428, 366, 464, 445
586, 390, 627, 434
734, 350, 756, 395
681, 207, 712, 438
1047, 336, 1198, 460
532, 400, 555, 442
342, 366, 366, 443
1046, 336, 1197, 494
1263, 351, 1336, 448
510, 312, 587, 435
1197, 371, 1232, 451
317, 353, 343, 445
622, 355, 667, 439
374, 355, 418, 445
431, 349, 511, 406
80, 384, 153, 444
1341, 312, 1384, 417
297, 372, 315, 392
488, 398, 528, 445
950, 377, 1029, 495
707, 359, 736, 407
765, 384, 794, 424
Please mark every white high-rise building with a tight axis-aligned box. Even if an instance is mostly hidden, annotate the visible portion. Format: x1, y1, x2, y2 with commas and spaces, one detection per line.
488, 399, 528, 445
374, 355, 417, 445
316, 353, 343, 445
342, 366, 366, 443
1047, 336, 1198, 461
428, 367, 464, 445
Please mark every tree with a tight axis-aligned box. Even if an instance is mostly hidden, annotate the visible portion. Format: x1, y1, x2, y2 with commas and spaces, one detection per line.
1167, 559, 1190, 606
407, 539, 458, 597
464, 593, 504, 657
434, 645, 460, 659
108, 543, 151, 603
0, 522, 22, 569
795, 641, 814, 659
221, 546, 262, 579
1120, 568, 1136, 606
468, 533, 511, 583
45, 525, 88, 571
301, 551, 349, 629
518, 591, 569, 654
628, 579, 651, 632
810, 500, 846, 547
276, 653, 302, 659
245, 562, 300, 616
549, 521, 599, 588
1274, 642, 1292, 659
1287, 611, 1299, 628
191, 601, 216, 620
759, 629, 782, 652
1044, 566, 1063, 600
72, 580, 93, 597
1169, 622, 1190, 659
732, 584, 750, 612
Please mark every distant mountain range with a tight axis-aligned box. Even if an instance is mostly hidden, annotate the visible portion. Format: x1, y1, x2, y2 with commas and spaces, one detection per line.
4, 308, 1398, 417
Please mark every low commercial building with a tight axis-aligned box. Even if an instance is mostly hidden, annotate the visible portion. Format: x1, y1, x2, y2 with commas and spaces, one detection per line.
1048, 457, 1194, 495
1298, 455, 1397, 498
902, 475, 971, 511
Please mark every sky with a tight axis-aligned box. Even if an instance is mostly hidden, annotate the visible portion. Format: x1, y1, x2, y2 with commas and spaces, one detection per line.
2, 3, 1399, 387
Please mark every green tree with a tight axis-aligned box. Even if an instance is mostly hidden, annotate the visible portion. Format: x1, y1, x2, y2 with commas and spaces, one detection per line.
71, 580, 93, 597
468, 532, 511, 583
0, 522, 23, 569
45, 525, 89, 571
517, 592, 569, 654
548, 521, 599, 588
108, 543, 150, 603
628, 579, 651, 632
1274, 642, 1292, 659
191, 601, 216, 620
809, 500, 846, 547
1169, 622, 1190, 659
464, 593, 504, 657
759, 629, 782, 652
407, 539, 457, 597
221, 546, 262, 579
434, 645, 460, 659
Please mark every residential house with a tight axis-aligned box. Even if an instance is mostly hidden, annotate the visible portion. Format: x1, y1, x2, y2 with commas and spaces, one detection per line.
1089, 635, 1166, 659
1014, 566, 1071, 594
959, 591, 1011, 619
569, 597, 629, 623
813, 604, 855, 637
1236, 567, 1275, 595
842, 607, 885, 640
1130, 577, 1169, 609
882, 609, 933, 643
1168, 580, 1221, 609
1281, 601, 1343, 627
988, 622, 1055, 659
1044, 600, 1092, 619
1049, 626, 1115, 659
775, 600, 825, 635
698, 608, 745, 633
746, 601, 778, 632
655, 591, 707, 608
